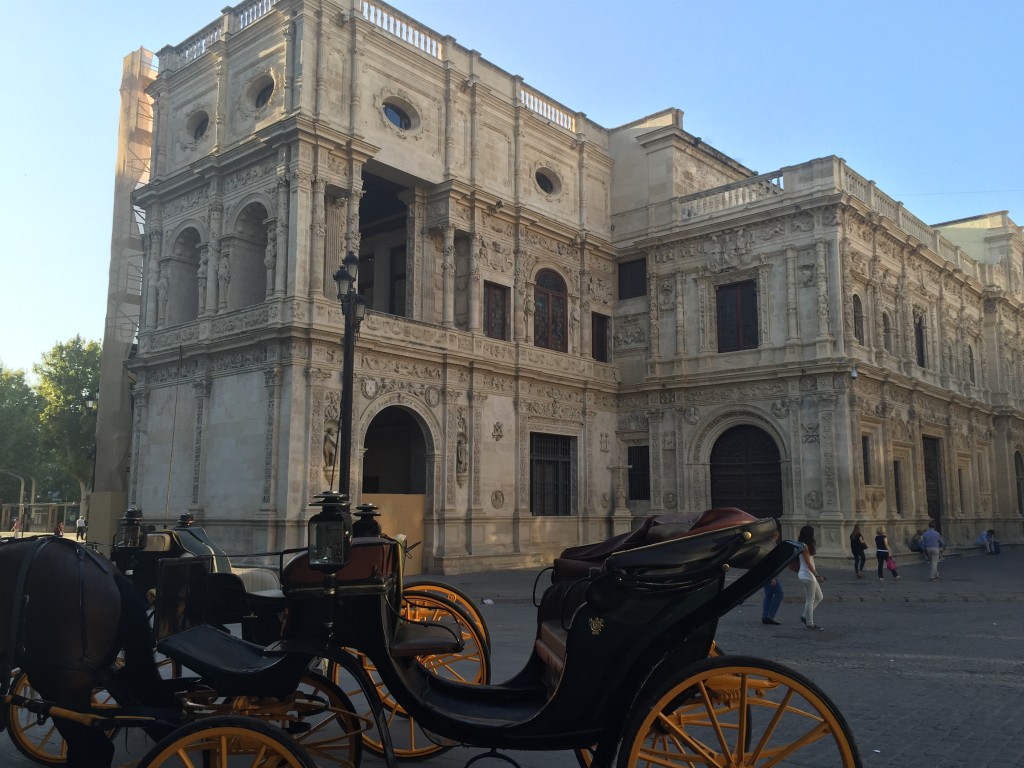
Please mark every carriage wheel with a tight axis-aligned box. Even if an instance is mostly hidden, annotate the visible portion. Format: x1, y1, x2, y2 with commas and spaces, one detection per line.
5, 670, 118, 766
573, 641, 728, 767
287, 672, 362, 768
332, 594, 490, 761
616, 656, 861, 767
403, 579, 491, 650
136, 715, 318, 768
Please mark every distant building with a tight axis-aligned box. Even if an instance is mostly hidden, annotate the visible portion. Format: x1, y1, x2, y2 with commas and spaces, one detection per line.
107, 0, 1023, 571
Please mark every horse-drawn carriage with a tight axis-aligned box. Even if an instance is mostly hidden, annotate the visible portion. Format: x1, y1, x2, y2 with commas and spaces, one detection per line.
1, 499, 863, 767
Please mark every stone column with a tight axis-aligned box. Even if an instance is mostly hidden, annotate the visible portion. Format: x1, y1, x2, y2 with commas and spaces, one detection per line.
196, 244, 209, 315
263, 221, 277, 298
217, 240, 231, 312
274, 172, 289, 296
648, 272, 661, 363
441, 225, 455, 328
674, 268, 687, 358
190, 378, 211, 513
205, 201, 223, 315
310, 177, 326, 296
468, 234, 481, 333
143, 230, 161, 331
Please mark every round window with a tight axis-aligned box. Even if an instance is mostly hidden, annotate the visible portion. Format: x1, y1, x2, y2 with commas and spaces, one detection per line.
254, 79, 275, 109
383, 102, 413, 130
185, 111, 210, 143
192, 114, 209, 141
535, 168, 561, 196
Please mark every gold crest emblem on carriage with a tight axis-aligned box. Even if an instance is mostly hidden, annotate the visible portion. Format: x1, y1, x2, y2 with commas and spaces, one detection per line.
588, 617, 605, 635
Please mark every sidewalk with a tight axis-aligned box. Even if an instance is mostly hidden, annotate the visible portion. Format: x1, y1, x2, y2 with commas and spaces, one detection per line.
433, 546, 1022, 605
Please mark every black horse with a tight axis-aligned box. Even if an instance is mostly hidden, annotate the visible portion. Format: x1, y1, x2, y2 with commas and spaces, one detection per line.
0, 536, 179, 768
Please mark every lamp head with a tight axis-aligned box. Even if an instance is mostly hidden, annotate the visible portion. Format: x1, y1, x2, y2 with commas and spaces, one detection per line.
342, 251, 360, 284
850, 365, 859, 380
307, 491, 354, 572
114, 507, 146, 552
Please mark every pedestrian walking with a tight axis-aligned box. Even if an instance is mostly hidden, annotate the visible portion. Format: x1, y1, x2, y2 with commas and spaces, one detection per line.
75, 516, 87, 541
797, 525, 825, 631
920, 521, 944, 581
761, 528, 783, 625
53, 520, 64, 538
850, 524, 868, 578
875, 526, 900, 581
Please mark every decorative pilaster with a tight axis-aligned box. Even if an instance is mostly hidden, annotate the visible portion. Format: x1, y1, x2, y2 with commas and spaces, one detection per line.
674, 268, 686, 358
216, 239, 231, 312
310, 177, 327, 296
263, 220, 278, 298
190, 378, 211, 509
274, 152, 290, 296
442, 225, 456, 328
468, 234, 481, 332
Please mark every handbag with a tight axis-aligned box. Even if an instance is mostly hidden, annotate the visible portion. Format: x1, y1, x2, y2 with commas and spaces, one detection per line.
886, 557, 897, 571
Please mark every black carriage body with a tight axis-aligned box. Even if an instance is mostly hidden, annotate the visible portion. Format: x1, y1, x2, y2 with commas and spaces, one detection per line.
278, 514, 789, 754
111, 525, 233, 598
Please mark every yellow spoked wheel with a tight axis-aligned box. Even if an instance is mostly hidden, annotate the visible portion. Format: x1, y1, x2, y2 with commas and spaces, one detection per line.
574, 642, 727, 767
5, 670, 118, 766
403, 580, 491, 650
617, 656, 862, 767
333, 594, 490, 761
136, 715, 318, 768
286, 673, 363, 768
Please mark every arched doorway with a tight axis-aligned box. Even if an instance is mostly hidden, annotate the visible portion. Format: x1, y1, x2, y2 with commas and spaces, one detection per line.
361, 406, 429, 573
362, 407, 427, 493
710, 425, 783, 519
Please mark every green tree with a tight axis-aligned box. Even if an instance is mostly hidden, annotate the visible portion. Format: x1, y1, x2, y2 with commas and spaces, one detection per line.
34, 337, 101, 512
0, 363, 42, 504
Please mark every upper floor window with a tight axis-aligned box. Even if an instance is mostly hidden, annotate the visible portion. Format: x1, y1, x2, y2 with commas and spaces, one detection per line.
852, 295, 865, 345
618, 259, 647, 300
717, 280, 758, 353
966, 345, 976, 384
592, 312, 610, 362
484, 282, 510, 341
534, 269, 567, 352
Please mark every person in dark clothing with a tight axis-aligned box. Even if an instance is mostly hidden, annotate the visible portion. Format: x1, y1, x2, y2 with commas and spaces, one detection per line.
875, 526, 899, 581
850, 524, 868, 578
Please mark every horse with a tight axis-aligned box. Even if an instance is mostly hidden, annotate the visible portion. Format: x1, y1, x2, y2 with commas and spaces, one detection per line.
0, 535, 179, 768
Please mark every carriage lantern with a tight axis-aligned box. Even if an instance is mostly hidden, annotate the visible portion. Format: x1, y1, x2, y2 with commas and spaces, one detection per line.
308, 491, 354, 571
113, 507, 147, 552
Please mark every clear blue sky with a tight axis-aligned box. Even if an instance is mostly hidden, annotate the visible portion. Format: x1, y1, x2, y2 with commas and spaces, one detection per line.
3, 0, 1022, 375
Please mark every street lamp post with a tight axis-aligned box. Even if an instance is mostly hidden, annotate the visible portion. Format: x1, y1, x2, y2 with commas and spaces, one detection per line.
332, 251, 367, 497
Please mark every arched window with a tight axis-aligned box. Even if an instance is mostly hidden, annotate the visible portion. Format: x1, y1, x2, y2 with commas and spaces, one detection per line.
852, 295, 864, 345
882, 312, 893, 353
534, 269, 567, 352
966, 345, 976, 384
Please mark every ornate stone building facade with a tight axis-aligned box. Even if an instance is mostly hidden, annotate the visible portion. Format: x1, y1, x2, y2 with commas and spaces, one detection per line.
112, 0, 1023, 570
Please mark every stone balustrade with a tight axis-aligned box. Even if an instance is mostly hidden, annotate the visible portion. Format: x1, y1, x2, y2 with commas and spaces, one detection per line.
677, 172, 784, 218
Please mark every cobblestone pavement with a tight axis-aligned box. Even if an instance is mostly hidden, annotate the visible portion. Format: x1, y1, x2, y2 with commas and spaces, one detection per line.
3, 548, 1020, 767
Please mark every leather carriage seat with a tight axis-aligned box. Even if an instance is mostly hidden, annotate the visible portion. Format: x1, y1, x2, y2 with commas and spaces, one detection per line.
551, 507, 756, 581
536, 507, 760, 695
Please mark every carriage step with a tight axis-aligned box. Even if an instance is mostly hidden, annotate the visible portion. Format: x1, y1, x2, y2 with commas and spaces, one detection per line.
390, 621, 464, 658
157, 624, 312, 699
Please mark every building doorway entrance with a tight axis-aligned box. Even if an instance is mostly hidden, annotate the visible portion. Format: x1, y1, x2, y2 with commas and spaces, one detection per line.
710, 425, 783, 520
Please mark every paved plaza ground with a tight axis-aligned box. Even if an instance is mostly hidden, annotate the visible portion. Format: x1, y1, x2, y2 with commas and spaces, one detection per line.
2, 545, 1021, 767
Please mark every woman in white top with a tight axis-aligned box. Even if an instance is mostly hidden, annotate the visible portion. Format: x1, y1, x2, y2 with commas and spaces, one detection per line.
797, 524, 826, 631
